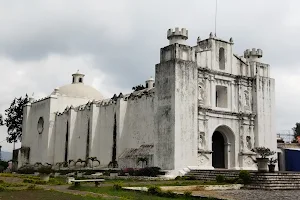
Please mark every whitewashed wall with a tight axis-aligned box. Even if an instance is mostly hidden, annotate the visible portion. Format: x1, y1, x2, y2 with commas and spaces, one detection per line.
90, 103, 116, 167
117, 95, 155, 157
21, 97, 52, 164
53, 112, 68, 164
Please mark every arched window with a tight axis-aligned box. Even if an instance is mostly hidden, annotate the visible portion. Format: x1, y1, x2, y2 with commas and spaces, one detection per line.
79, 78, 83, 83
219, 47, 225, 70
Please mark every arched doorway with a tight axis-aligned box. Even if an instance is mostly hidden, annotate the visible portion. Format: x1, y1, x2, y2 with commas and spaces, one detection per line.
212, 131, 225, 168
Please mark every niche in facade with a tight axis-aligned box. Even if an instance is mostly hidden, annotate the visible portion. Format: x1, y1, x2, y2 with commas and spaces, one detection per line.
216, 85, 228, 108
219, 47, 225, 70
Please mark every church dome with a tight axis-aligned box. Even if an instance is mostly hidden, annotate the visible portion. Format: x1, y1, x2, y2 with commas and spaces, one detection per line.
51, 71, 104, 100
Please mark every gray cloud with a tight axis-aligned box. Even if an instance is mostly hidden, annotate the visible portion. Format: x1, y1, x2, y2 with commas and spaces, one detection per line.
0, 0, 299, 150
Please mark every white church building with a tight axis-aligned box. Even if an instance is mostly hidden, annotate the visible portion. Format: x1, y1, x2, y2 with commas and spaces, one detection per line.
17, 28, 276, 175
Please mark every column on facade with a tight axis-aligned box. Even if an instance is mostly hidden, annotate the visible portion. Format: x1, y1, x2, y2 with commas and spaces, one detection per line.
231, 81, 235, 112
238, 82, 243, 112
205, 76, 210, 107
225, 143, 231, 168
210, 77, 215, 108
249, 115, 255, 149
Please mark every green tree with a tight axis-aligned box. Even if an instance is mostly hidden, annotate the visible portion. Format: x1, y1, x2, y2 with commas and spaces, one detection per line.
4, 95, 29, 149
293, 122, 300, 142
0, 114, 4, 126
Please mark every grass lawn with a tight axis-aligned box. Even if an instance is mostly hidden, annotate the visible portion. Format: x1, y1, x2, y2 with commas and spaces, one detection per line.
0, 190, 102, 200
99, 179, 226, 187
72, 185, 219, 200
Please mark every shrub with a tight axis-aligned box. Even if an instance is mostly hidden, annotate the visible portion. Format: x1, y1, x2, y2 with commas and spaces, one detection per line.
27, 184, 36, 190
34, 180, 47, 185
103, 170, 111, 176
252, 147, 275, 158
186, 176, 197, 180
147, 186, 162, 195
175, 176, 184, 180
23, 178, 46, 185
224, 177, 238, 184
37, 166, 53, 175
134, 167, 162, 177
119, 168, 135, 176
0, 161, 8, 170
113, 183, 122, 191
239, 170, 251, 184
163, 190, 176, 198
0, 186, 5, 192
216, 175, 225, 183
17, 165, 35, 174
236, 178, 244, 184
23, 179, 34, 183
0, 180, 4, 184
184, 191, 192, 197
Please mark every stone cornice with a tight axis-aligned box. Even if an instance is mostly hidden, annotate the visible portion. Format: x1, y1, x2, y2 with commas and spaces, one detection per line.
198, 67, 255, 82
198, 107, 256, 120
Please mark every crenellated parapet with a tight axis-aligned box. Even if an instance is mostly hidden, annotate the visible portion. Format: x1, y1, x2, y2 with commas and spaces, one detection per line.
244, 48, 263, 61
55, 87, 155, 116
124, 88, 155, 101
31, 96, 51, 104
167, 27, 188, 45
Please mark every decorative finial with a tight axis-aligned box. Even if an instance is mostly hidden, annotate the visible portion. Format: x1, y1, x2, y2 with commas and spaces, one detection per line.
118, 93, 124, 98
229, 37, 233, 43
197, 36, 201, 43
209, 32, 214, 38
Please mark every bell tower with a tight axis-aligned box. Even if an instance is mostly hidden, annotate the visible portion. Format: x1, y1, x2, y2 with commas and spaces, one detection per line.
155, 28, 198, 171
72, 70, 85, 84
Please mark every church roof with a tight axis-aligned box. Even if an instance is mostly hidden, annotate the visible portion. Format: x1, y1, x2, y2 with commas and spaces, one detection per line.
51, 71, 104, 100
118, 144, 154, 159
54, 84, 104, 100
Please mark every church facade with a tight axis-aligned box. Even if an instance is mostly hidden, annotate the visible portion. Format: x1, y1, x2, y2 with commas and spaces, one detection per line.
17, 28, 276, 176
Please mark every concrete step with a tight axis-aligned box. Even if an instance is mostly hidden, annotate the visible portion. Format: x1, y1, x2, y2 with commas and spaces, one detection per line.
184, 170, 300, 190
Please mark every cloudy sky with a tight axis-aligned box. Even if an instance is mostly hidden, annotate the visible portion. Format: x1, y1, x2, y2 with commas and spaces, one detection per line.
0, 0, 299, 151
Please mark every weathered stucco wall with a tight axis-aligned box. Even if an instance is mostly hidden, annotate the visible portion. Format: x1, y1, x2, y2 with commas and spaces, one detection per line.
21, 97, 52, 164
155, 60, 176, 170
253, 77, 276, 151
117, 95, 155, 159
90, 103, 116, 167
174, 60, 198, 170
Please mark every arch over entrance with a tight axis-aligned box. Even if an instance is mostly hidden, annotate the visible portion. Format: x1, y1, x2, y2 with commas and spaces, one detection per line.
212, 125, 235, 169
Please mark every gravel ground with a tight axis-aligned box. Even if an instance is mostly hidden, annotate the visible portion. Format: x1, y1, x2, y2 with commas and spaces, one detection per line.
214, 189, 300, 200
